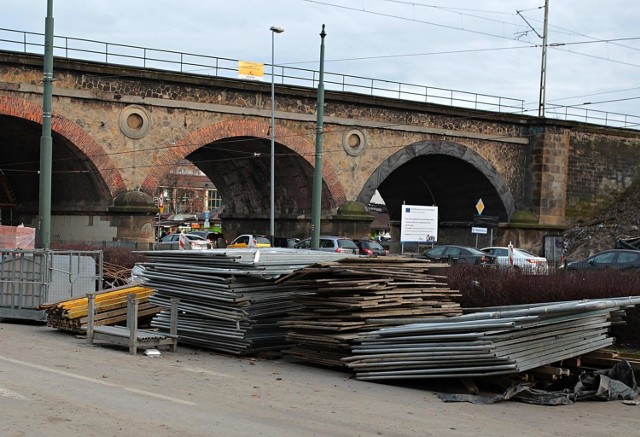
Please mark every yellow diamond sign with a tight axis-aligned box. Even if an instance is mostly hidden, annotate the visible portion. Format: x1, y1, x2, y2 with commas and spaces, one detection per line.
475, 198, 485, 215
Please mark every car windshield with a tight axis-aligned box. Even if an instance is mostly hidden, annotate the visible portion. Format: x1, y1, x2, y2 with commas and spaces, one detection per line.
591, 252, 616, 263
427, 247, 446, 256
515, 248, 537, 257
368, 241, 384, 250
466, 247, 485, 255
338, 239, 358, 249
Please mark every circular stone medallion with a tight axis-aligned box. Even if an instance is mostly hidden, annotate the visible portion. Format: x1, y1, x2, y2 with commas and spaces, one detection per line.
119, 105, 151, 139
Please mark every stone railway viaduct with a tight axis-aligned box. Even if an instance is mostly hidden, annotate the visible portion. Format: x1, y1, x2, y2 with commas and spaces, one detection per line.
1, 50, 640, 251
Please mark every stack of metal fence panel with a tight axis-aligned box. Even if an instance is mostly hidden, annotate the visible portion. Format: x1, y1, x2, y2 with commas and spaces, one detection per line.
276, 257, 461, 367
137, 248, 355, 355
344, 297, 640, 380
40, 283, 159, 333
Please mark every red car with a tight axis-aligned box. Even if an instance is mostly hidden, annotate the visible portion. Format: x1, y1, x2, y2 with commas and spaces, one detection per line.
356, 240, 387, 257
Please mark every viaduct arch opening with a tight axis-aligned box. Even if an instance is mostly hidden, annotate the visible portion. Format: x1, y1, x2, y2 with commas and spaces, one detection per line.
0, 112, 113, 224
186, 136, 335, 217
147, 119, 348, 237
358, 140, 516, 224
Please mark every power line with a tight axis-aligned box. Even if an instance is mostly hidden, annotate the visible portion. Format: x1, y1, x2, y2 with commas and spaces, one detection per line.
546, 86, 640, 104
297, 0, 639, 107
285, 44, 536, 65
300, 0, 532, 42
551, 45, 640, 69
283, 36, 640, 66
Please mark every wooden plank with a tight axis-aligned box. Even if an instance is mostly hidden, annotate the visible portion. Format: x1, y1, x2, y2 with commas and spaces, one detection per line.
580, 356, 640, 371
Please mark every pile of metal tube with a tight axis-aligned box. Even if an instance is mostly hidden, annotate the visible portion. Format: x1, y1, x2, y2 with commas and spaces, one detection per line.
344, 297, 640, 380
137, 248, 355, 355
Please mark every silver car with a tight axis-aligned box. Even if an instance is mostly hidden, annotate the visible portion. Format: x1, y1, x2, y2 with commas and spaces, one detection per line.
156, 233, 211, 250
481, 246, 548, 274
295, 236, 359, 255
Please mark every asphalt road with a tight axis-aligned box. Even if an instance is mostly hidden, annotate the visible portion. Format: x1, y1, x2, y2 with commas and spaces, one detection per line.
1, 321, 639, 437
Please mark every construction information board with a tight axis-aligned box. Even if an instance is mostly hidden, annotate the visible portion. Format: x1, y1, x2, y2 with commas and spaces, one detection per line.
400, 205, 439, 243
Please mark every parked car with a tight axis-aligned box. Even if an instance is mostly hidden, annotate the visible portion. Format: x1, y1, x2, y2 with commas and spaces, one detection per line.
356, 239, 387, 257
155, 233, 211, 250
272, 237, 301, 248
227, 234, 271, 249
375, 233, 392, 251
417, 245, 496, 265
294, 236, 359, 254
565, 249, 640, 271
481, 246, 548, 274
190, 231, 227, 248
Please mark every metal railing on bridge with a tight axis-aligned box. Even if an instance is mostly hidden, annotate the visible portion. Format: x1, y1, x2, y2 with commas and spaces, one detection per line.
1, 27, 638, 130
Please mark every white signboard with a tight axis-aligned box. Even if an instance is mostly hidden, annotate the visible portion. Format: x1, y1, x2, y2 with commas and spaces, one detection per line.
400, 205, 438, 243
472, 227, 488, 234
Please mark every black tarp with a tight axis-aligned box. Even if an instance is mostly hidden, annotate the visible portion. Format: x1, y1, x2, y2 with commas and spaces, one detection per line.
438, 360, 638, 406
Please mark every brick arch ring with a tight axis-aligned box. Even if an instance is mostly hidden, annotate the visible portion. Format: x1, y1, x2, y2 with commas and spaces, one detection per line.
356, 139, 516, 216
0, 96, 127, 196
141, 118, 347, 205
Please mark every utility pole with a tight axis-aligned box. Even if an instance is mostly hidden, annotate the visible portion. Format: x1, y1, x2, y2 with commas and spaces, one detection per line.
517, 1, 550, 117
538, 0, 549, 117
37, 0, 54, 249
310, 25, 326, 250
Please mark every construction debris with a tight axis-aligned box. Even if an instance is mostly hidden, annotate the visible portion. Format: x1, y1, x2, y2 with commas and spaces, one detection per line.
438, 359, 638, 405
276, 257, 461, 367
40, 283, 160, 333
344, 297, 640, 380
563, 179, 640, 260
103, 261, 133, 288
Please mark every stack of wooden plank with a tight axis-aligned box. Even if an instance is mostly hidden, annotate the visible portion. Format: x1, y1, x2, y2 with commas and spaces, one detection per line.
276, 257, 461, 367
39, 283, 162, 333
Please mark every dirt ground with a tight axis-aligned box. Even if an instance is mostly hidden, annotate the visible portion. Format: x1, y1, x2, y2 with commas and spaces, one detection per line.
1, 320, 640, 437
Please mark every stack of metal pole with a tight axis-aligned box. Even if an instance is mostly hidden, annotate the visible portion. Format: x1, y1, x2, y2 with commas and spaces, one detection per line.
344, 297, 640, 380
137, 248, 354, 355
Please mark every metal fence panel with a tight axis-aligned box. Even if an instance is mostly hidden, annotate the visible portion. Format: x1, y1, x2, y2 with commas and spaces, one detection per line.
0, 249, 103, 321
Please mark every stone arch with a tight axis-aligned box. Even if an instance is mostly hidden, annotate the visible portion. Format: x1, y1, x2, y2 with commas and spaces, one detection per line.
0, 96, 126, 196
357, 139, 516, 218
141, 118, 347, 205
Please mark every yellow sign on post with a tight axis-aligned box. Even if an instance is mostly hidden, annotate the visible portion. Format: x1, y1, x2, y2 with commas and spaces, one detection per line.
238, 61, 264, 81
475, 198, 485, 215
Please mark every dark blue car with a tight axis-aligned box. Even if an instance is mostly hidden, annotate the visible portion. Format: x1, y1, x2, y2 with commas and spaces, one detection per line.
566, 249, 640, 271
418, 245, 496, 265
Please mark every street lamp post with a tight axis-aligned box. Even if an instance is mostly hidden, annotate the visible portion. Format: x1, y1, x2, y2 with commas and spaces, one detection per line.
38, 0, 54, 249
310, 25, 326, 250
269, 25, 284, 241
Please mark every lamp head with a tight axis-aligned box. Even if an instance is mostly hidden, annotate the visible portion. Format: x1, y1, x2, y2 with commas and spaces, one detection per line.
270, 26, 284, 33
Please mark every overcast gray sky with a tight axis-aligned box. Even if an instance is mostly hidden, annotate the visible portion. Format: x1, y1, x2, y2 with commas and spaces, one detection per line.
3, 0, 639, 121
